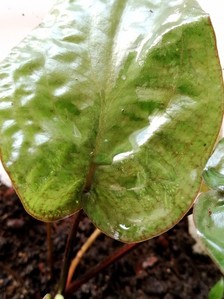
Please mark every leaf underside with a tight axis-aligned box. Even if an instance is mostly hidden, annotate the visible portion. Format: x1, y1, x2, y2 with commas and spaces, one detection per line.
203, 138, 224, 191
194, 191, 224, 274
194, 139, 224, 274
0, 0, 223, 242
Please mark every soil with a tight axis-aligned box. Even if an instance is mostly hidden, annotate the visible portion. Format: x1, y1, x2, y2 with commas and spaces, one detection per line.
0, 184, 221, 299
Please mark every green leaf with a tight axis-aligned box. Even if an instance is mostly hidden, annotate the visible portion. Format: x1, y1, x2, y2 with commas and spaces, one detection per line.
203, 138, 224, 191
194, 191, 224, 274
0, 0, 223, 242
209, 278, 224, 299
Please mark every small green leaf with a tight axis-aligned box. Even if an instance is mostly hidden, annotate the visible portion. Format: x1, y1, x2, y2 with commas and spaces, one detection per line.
203, 138, 224, 191
0, 0, 223, 242
194, 191, 224, 274
209, 277, 224, 299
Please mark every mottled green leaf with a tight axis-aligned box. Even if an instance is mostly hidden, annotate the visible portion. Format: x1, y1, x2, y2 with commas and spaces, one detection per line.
203, 138, 224, 191
209, 277, 224, 299
194, 191, 224, 274
0, 0, 223, 242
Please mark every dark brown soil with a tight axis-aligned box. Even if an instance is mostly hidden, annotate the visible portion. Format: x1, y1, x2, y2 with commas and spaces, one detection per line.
0, 184, 221, 299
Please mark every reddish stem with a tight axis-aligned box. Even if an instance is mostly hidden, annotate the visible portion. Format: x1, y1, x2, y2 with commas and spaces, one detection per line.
57, 210, 83, 295
65, 242, 139, 295
46, 223, 53, 278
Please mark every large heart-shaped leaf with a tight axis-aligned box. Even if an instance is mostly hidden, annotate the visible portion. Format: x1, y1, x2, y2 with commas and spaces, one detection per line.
0, 0, 223, 242
194, 191, 224, 274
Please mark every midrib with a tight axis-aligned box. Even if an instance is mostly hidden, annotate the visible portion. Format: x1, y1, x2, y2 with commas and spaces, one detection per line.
81, 0, 128, 194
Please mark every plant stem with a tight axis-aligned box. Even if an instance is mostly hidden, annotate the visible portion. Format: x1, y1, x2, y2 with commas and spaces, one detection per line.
66, 228, 101, 288
65, 242, 139, 295
46, 223, 53, 278
83, 162, 96, 193
57, 210, 83, 295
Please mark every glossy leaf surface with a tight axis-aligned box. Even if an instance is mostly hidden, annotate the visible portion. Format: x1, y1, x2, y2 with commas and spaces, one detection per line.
194, 191, 224, 274
0, 0, 223, 242
203, 138, 224, 191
